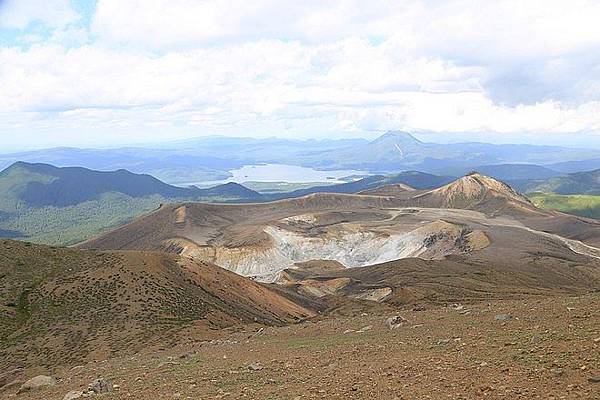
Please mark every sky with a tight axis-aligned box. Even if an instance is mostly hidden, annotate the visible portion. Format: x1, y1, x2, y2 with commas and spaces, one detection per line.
1, 0, 600, 151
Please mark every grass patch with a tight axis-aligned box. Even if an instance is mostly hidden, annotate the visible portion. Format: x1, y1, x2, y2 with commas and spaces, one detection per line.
527, 192, 600, 219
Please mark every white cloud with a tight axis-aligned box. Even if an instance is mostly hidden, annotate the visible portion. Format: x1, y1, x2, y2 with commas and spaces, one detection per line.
1, 0, 600, 148
0, 0, 78, 29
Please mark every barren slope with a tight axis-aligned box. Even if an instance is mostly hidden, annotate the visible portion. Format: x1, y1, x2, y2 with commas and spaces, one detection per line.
81, 174, 600, 284
0, 240, 314, 370
9, 293, 600, 400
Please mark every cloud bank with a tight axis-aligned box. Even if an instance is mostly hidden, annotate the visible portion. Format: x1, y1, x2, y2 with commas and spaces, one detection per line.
0, 0, 599, 148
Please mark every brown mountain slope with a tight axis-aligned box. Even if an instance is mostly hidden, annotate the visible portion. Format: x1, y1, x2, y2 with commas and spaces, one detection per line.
80, 173, 576, 255
405, 172, 537, 215
278, 222, 600, 306
358, 182, 415, 196
361, 173, 600, 247
11, 293, 600, 400
80, 174, 600, 280
0, 240, 314, 370
78, 193, 395, 252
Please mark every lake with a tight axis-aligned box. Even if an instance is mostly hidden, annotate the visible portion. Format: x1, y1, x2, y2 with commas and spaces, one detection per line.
192, 164, 368, 187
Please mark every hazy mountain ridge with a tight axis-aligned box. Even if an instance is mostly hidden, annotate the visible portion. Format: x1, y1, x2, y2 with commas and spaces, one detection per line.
442, 163, 562, 181
3, 132, 600, 186
267, 171, 455, 200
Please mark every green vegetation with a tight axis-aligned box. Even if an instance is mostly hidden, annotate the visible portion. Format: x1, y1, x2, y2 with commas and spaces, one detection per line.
4, 193, 166, 245
0, 239, 105, 342
0, 162, 264, 246
0, 163, 56, 212
525, 169, 600, 195
0, 240, 210, 367
527, 192, 600, 219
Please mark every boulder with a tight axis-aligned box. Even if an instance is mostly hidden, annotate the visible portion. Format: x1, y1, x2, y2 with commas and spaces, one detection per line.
63, 390, 84, 400
18, 375, 57, 393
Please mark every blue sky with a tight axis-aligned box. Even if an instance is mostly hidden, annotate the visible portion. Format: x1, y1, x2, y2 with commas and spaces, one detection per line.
1, 0, 600, 151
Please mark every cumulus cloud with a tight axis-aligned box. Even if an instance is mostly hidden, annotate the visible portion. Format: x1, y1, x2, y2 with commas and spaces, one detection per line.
1, 0, 600, 147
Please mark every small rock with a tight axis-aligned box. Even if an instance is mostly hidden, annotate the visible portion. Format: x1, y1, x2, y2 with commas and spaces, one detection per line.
386, 315, 407, 330
357, 325, 372, 333
588, 376, 600, 383
343, 329, 354, 334
63, 390, 83, 400
247, 362, 263, 371
88, 378, 112, 394
18, 375, 57, 393
494, 314, 511, 321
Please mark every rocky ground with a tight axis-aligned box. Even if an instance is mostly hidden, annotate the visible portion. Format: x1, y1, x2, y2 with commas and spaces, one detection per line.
3, 292, 599, 400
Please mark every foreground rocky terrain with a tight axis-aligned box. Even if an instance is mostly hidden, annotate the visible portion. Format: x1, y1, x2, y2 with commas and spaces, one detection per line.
3, 293, 599, 399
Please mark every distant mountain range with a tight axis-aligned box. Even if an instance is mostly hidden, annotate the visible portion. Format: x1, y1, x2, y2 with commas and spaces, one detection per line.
1, 158, 600, 246
0, 162, 262, 245
525, 169, 600, 195
2, 132, 600, 185
442, 163, 562, 181
270, 171, 454, 199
